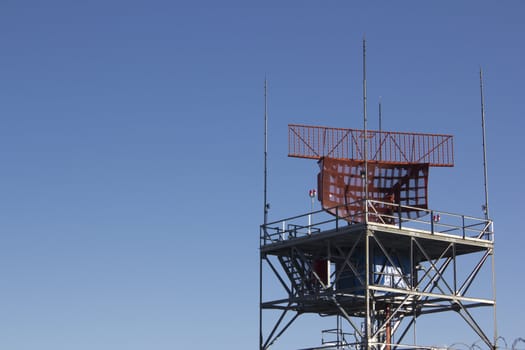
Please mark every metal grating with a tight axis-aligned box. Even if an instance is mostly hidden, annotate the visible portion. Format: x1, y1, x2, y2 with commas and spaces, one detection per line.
318, 158, 429, 222
289, 124, 454, 167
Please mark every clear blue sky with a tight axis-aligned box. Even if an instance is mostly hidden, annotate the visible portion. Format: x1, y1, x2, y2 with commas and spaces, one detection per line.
1, 1, 523, 349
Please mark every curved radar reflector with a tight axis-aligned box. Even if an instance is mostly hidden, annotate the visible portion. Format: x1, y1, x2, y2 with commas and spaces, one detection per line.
318, 157, 429, 223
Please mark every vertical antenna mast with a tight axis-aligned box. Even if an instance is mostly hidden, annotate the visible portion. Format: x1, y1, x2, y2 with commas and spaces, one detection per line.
363, 37, 368, 202
379, 98, 382, 133
379, 97, 382, 161
480, 68, 489, 220
480, 68, 498, 350
260, 78, 268, 350
264, 78, 269, 226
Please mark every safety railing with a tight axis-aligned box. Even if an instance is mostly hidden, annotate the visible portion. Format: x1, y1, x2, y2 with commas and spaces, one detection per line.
321, 328, 355, 349
260, 200, 493, 246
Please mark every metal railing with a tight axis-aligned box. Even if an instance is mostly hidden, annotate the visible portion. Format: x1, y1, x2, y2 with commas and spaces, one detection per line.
260, 200, 493, 246
321, 328, 355, 348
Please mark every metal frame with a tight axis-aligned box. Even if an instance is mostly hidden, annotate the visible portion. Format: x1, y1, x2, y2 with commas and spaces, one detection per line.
260, 200, 496, 350
288, 124, 454, 167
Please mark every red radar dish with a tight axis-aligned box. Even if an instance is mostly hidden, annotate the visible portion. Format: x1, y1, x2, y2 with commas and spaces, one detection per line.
289, 124, 453, 223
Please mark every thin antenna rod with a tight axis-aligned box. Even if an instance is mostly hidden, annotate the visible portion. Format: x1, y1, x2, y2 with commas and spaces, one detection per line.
264, 78, 269, 226
479, 67, 498, 348
480, 68, 489, 220
363, 37, 368, 202
379, 97, 382, 161
379, 98, 382, 133
363, 37, 371, 344
260, 78, 268, 350
480, 68, 498, 348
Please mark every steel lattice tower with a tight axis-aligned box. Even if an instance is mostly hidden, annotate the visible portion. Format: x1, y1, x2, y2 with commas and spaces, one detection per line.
259, 125, 496, 350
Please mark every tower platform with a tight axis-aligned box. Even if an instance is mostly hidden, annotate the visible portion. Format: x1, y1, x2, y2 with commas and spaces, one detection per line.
260, 200, 495, 349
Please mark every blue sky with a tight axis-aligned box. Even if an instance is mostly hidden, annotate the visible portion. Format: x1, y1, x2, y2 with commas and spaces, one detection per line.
0, 1, 524, 349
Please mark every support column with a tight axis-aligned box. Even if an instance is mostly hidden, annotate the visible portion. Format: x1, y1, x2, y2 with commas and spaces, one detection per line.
365, 228, 372, 349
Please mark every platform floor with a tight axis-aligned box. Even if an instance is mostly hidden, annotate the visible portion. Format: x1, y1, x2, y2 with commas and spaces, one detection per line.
261, 222, 492, 262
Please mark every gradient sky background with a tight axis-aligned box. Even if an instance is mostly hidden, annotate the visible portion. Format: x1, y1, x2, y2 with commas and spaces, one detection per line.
1, 1, 524, 349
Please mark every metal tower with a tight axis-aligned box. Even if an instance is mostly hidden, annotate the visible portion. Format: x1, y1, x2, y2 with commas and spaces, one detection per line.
259, 124, 496, 350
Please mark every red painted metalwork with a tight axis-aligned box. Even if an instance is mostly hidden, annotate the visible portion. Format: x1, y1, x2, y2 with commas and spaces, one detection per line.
318, 158, 429, 222
312, 259, 329, 287
289, 124, 454, 223
289, 124, 454, 167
